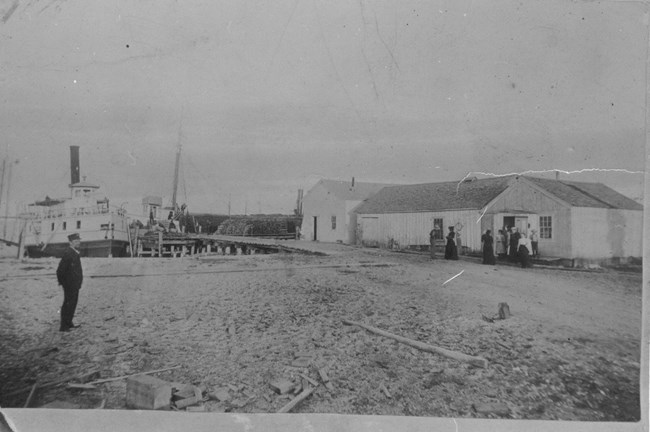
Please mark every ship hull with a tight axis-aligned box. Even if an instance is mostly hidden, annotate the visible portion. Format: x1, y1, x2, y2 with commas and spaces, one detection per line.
26, 239, 130, 258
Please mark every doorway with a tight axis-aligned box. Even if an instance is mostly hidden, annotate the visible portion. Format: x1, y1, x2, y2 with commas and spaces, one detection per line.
503, 216, 515, 231
503, 216, 528, 233
313, 216, 318, 241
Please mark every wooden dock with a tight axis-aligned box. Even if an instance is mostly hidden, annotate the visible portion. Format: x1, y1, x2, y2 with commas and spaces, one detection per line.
134, 232, 323, 258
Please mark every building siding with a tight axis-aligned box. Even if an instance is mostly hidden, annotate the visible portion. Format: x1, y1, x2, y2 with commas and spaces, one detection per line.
570, 207, 643, 260
357, 209, 483, 252
301, 184, 348, 243
302, 186, 365, 243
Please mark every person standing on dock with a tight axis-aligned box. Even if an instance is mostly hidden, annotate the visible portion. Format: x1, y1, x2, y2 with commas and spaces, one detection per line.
56, 233, 83, 332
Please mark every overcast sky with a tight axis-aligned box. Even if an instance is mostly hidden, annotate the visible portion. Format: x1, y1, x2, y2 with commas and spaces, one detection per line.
0, 0, 646, 216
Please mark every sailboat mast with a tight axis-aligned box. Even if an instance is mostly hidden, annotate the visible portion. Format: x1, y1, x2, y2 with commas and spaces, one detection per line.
171, 144, 181, 211
0, 159, 6, 212
2, 161, 12, 238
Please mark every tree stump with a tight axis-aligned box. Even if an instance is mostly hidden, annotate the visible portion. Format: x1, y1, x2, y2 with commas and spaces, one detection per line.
498, 302, 511, 320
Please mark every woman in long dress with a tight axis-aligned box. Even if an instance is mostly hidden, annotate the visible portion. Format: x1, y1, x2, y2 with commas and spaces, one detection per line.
444, 226, 458, 260
518, 232, 532, 268
481, 230, 496, 265
495, 230, 506, 258
509, 227, 520, 262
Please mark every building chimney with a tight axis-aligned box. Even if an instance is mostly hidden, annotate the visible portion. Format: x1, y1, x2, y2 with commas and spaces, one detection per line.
351, 177, 355, 187
70, 146, 80, 185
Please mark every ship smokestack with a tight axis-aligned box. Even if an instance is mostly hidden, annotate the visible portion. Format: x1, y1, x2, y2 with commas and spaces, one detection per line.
70, 146, 80, 185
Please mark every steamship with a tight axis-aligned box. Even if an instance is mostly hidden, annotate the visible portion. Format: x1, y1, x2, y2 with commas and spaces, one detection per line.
21, 146, 131, 258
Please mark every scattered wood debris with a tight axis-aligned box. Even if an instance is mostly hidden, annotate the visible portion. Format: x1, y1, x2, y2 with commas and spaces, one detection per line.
24, 383, 38, 408
208, 387, 231, 402
5, 369, 101, 398
483, 302, 513, 323
269, 379, 296, 395
86, 366, 181, 386
472, 402, 511, 416
318, 368, 334, 391
39, 401, 81, 409
291, 357, 311, 367
298, 373, 319, 387
276, 385, 317, 413
186, 405, 206, 412
342, 319, 489, 368
174, 395, 201, 409
67, 383, 97, 390
171, 383, 203, 409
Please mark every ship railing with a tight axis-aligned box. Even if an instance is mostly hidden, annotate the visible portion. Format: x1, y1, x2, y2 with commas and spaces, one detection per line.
24, 205, 113, 219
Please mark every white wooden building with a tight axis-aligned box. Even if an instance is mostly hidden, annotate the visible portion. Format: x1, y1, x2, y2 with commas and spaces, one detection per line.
301, 179, 393, 243
352, 175, 643, 265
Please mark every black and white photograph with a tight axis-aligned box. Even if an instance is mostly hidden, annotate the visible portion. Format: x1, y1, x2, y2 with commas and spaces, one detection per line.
0, 1, 646, 431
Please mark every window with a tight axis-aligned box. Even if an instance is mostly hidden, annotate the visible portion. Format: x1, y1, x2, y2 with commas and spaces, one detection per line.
539, 216, 552, 239
62, 221, 67, 230
76, 221, 81, 229
331, 216, 337, 230
433, 218, 444, 240
51, 222, 55, 231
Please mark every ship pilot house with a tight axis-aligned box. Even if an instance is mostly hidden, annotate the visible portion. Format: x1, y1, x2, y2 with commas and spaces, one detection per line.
22, 146, 130, 258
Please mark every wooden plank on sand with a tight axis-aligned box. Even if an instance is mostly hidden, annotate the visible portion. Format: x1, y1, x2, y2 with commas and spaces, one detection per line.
342, 319, 488, 368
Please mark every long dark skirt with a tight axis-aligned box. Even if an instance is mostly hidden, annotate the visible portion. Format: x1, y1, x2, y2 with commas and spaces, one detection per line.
509, 240, 518, 261
519, 245, 531, 268
445, 240, 458, 260
482, 244, 496, 265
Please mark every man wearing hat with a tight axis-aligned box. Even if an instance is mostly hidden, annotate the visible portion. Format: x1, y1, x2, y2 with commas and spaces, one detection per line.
56, 233, 83, 332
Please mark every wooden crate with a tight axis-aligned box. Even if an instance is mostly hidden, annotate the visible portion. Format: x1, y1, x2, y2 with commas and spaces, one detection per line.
126, 375, 172, 410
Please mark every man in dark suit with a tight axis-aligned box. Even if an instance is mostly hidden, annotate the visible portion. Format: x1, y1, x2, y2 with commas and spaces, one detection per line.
56, 233, 83, 332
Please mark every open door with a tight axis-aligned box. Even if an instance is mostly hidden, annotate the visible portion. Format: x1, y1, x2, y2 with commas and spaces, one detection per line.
515, 216, 528, 234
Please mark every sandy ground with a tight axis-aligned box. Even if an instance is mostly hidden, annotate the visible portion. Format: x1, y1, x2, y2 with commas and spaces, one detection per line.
0, 242, 642, 421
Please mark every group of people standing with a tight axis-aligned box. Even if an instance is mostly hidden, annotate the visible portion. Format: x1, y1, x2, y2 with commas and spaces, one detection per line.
429, 225, 460, 260
485, 226, 538, 268
430, 223, 538, 269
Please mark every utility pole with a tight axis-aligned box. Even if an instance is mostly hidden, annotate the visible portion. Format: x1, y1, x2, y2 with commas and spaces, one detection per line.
228, 194, 231, 217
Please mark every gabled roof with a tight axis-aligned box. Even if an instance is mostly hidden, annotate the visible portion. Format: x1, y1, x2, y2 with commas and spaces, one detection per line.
354, 176, 513, 214
525, 177, 643, 210
313, 179, 394, 201
353, 175, 643, 214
